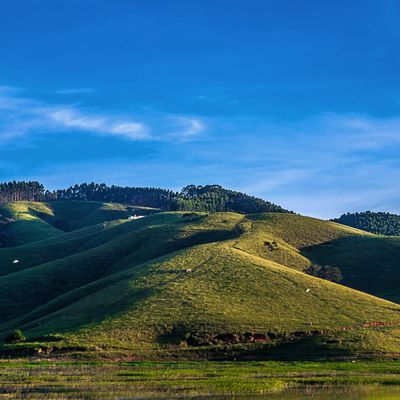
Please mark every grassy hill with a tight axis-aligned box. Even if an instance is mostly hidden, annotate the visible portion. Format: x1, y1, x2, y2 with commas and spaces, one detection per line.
0, 201, 159, 247
232, 213, 400, 302
0, 201, 399, 360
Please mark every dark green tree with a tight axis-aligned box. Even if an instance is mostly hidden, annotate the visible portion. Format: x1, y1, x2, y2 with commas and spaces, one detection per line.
332, 211, 400, 236
0, 181, 291, 214
4, 329, 26, 344
305, 264, 343, 283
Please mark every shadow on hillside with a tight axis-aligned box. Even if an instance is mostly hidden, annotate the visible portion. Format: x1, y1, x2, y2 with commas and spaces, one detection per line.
29, 203, 119, 232
0, 215, 242, 329
215, 336, 353, 361
29, 202, 162, 233
154, 335, 354, 361
3, 284, 156, 340
28, 207, 55, 224
173, 228, 238, 248
301, 235, 400, 303
0, 225, 239, 339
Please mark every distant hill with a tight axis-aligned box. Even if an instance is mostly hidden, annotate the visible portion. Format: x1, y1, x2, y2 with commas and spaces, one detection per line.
0, 201, 399, 360
332, 211, 400, 236
0, 181, 289, 214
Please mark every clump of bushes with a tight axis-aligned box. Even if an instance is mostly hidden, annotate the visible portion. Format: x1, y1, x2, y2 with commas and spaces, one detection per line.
4, 329, 26, 344
182, 212, 198, 217
264, 241, 279, 251
305, 264, 343, 283
184, 331, 273, 346
185, 331, 216, 346
182, 212, 204, 222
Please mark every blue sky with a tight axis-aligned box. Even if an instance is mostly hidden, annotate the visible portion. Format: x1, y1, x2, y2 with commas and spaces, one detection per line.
1, 0, 400, 218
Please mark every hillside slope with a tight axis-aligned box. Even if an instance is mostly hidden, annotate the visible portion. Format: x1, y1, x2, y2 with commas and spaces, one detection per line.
0, 201, 158, 247
231, 213, 400, 302
0, 201, 399, 359
5, 241, 400, 357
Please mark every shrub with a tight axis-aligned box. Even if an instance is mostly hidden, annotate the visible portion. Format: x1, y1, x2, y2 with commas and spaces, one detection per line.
4, 329, 26, 344
305, 264, 343, 283
264, 241, 279, 251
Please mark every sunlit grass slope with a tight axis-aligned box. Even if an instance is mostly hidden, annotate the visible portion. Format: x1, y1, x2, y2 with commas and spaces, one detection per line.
0, 212, 242, 323
232, 213, 370, 270
0, 202, 399, 359
0, 202, 63, 246
230, 213, 400, 301
0, 200, 158, 247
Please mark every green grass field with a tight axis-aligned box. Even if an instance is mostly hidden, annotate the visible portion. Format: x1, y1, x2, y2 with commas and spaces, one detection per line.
1, 360, 400, 399
0, 201, 399, 360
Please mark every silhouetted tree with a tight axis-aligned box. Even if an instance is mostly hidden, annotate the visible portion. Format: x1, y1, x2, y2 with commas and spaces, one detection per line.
0, 181, 45, 202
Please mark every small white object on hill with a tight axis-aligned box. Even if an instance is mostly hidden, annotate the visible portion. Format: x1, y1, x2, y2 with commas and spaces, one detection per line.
305, 288, 310, 293
12, 259, 19, 264
184, 268, 193, 273
128, 215, 145, 220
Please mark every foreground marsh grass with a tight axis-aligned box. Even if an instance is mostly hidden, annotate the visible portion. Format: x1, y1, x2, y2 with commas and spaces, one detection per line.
1, 361, 400, 399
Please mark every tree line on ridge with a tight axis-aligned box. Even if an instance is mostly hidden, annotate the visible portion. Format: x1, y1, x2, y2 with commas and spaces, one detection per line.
0, 181, 289, 214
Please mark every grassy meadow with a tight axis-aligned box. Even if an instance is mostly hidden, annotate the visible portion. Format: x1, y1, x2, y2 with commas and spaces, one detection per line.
1, 360, 400, 399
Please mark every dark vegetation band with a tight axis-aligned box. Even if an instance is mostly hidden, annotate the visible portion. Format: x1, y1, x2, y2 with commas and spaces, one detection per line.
0, 181, 289, 214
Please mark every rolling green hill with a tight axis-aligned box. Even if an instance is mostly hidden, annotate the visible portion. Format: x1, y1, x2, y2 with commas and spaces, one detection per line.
0, 201, 399, 360
0, 201, 159, 247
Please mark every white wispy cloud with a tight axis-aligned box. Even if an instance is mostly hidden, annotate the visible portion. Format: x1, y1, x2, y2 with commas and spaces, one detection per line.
0, 90, 150, 142
170, 116, 206, 138
0, 87, 205, 143
48, 109, 149, 140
